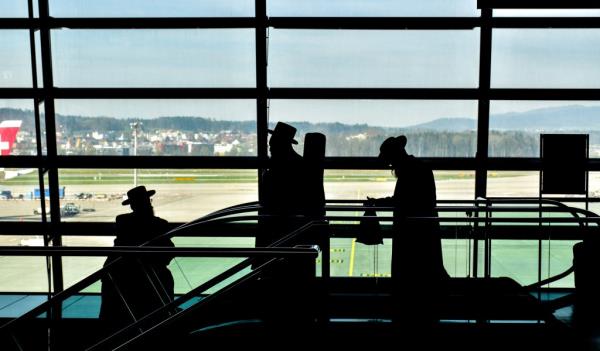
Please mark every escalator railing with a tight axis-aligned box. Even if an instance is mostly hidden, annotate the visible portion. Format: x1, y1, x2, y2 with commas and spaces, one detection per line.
85, 219, 327, 351
2, 197, 600, 349
0, 201, 327, 350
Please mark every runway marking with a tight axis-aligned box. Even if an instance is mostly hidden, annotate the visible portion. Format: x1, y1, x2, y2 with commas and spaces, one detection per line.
349, 238, 357, 277
316, 259, 345, 264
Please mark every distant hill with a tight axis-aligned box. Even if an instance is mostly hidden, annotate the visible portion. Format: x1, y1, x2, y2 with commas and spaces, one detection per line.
490, 105, 600, 130
405, 117, 476, 131
3, 104, 600, 134
406, 105, 600, 131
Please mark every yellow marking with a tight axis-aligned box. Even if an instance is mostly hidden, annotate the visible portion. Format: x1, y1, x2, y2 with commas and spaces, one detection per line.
316, 259, 344, 264
175, 177, 195, 182
349, 238, 357, 277
360, 273, 392, 277
375, 177, 387, 182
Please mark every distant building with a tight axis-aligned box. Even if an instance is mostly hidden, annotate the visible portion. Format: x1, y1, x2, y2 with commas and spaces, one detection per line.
186, 142, 214, 156
214, 143, 234, 155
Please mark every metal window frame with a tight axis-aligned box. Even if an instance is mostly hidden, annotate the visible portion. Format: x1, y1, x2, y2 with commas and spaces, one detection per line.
2, 2, 600, 291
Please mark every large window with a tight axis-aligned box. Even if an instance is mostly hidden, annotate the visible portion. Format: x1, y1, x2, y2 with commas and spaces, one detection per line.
1, 2, 597, 295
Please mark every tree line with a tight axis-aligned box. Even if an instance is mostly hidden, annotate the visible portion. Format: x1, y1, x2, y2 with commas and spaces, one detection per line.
2, 108, 595, 157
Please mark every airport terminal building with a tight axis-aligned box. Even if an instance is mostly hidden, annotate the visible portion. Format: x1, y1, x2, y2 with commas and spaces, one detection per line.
2, 1, 600, 350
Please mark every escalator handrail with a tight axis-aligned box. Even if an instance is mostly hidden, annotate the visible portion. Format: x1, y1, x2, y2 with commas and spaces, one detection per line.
86, 221, 326, 351
0, 213, 315, 331
0, 245, 320, 331
95, 255, 283, 351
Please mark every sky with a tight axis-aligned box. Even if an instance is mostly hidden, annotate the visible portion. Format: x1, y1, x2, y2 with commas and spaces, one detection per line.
2, 2, 600, 127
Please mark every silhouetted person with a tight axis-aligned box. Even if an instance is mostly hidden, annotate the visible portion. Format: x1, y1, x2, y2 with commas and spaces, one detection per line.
99, 186, 175, 328
366, 136, 448, 329
255, 122, 316, 332
257, 122, 310, 248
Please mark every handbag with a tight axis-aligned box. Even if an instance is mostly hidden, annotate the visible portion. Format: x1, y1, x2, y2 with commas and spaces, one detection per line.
357, 207, 383, 245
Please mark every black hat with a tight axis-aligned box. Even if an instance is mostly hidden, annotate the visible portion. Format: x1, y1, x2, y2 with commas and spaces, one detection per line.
379, 135, 407, 159
268, 122, 298, 145
122, 185, 156, 206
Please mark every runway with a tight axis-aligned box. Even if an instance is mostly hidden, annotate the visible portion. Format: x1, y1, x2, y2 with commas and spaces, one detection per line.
0, 172, 591, 292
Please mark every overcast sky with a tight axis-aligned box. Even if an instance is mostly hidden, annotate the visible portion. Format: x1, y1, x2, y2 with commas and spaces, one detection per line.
2, 2, 600, 127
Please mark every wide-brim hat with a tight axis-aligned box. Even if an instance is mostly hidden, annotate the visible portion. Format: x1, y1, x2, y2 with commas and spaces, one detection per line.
122, 185, 156, 205
268, 121, 298, 145
378, 135, 407, 159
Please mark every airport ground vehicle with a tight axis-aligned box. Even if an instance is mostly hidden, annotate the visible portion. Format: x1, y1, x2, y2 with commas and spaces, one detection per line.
33, 202, 80, 217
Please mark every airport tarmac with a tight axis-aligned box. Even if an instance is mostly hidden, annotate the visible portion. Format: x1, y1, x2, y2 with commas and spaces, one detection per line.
0, 173, 588, 293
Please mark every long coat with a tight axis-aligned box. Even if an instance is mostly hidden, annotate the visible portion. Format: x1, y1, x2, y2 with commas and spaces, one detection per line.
99, 213, 174, 325
377, 156, 448, 284
257, 152, 310, 248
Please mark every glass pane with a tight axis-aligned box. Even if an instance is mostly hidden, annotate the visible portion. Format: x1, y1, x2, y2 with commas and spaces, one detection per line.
39, 101, 47, 155
1, 99, 38, 156
492, 29, 600, 88
0, 1, 28, 17
589, 172, 600, 214
435, 171, 475, 200
324, 170, 474, 201
172, 237, 253, 294
0, 30, 32, 87
62, 236, 112, 290
54, 99, 256, 156
0, 256, 48, 292
491, 240, 539, 285
51, 29, 255, 87
0, 235, 49, 293
50, 0, 254, 17
34, 30, 44, 88
325, 170, 394, 201
0, 169, 43, 222
495, 9, 600, 17
268, 30, 480, 88
329, 238, 392, 277
541, 240, 576, 288
489, 101, 600, 157
268, 0, 479, 17
58, 169, 258, 222
487, 171, 539, 198
442, 238, 471, 278
270, 100, 478, 157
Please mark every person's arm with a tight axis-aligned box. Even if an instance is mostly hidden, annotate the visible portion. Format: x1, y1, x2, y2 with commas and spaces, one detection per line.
365, 196, 394, 207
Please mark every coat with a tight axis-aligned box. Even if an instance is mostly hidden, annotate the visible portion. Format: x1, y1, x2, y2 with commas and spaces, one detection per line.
377, 156, 448, 284
99, 213, 174, 325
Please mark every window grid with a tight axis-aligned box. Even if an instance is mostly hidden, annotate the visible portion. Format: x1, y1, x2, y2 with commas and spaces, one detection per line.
1, 2, 600, 291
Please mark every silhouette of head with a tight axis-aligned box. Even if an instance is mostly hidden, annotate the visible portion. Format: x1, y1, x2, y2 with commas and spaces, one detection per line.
122, 185, 155, 214
379, 135, 409, 168
268, 122, 298, 158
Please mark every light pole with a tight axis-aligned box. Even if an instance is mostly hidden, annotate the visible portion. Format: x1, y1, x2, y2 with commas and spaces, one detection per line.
130, 122, 142, 187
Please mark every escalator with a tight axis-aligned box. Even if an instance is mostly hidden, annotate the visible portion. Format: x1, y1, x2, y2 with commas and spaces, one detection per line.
0, 203, 325, 350
1, 198, 597, 350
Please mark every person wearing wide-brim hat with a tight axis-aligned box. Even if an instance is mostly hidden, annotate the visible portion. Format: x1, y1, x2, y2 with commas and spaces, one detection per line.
366, 135, 448, 327
267, 121, 298, 157
99, 185, 175, 326
121, 185, 156, 206
257, 121, 309, 248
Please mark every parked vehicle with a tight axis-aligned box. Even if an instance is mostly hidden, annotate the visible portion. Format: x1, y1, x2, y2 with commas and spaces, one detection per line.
33, 203, 80, 217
